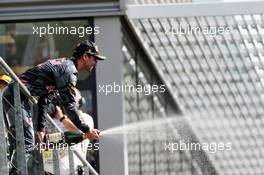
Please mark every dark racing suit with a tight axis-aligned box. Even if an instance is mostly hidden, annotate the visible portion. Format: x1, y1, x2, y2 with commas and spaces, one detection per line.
3, 58, 90, 174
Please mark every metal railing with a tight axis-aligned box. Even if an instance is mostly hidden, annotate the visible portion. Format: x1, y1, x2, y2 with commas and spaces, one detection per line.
0, 56, 99, 175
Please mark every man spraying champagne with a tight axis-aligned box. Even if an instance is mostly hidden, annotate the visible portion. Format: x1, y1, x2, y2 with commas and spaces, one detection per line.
3, 40, 105, 175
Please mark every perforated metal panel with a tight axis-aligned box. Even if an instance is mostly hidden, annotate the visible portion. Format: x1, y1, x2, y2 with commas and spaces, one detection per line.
125, 0, 264, 174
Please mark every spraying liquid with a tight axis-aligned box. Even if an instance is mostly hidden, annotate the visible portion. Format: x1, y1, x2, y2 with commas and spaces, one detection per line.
99, 116, 186, 141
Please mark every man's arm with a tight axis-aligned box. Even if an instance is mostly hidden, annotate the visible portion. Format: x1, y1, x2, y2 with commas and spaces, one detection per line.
58, 85, 90, 133
56, 106, 99, 140
55, 106, 80, 132
36, 95, 47, 132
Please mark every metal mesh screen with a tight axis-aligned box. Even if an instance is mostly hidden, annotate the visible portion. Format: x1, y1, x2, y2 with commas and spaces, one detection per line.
122, 41, 204, 174
128, 13, 264, 174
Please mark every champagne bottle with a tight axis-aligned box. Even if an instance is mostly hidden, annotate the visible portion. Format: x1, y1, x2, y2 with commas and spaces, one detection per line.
44, 131, 84, 144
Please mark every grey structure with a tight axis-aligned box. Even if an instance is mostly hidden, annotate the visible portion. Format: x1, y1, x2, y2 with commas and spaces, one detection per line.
14, 82, 28, 175
0, 93, 8, 174
126, 1, 264, 18
95, 16, 127, 175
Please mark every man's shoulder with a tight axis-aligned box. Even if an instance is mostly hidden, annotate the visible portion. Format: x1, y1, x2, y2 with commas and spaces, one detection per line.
62, 58, 77, 74
47, 58, 77, 74
57, 58, 78, 87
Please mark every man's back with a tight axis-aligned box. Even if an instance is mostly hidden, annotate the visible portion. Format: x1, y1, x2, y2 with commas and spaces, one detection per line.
18, 58, 89, 132
19, 58, 77, 96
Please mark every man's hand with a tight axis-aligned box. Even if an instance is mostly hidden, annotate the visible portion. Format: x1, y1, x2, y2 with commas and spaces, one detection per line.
84, 129, 100, 140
